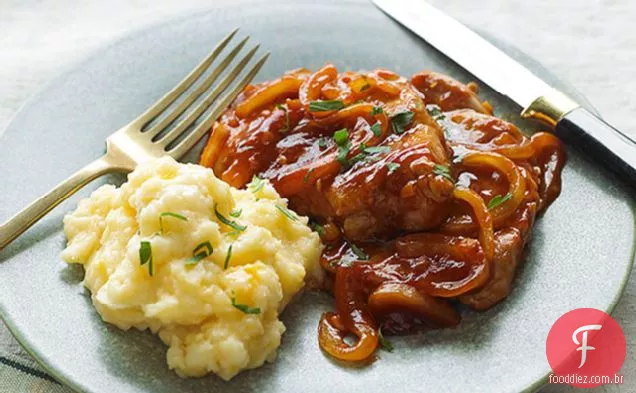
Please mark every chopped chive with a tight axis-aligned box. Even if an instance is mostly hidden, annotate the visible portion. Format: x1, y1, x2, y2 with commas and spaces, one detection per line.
275, 205, 298, 221
378, 327, 394, 352
309, 221, 325, 236
309, 100, 345, 112
215, 204, 247, 232
333, 128, 349, 146
231, 298, 261, 314
363, 146, 390, 155
350, 243, 369, 260
193, 241, 213, 256
139, 241, 152, 265
333, 129, 352, 167
223, 244, 233, 270
432, 164, 454, 182
487, 193, 513, 210
185, 253, 207, 265
337, 145, 350, 166
371, 122, 382, 137
348, 143, 390, 166
318, 138, 328, 149
159, 212, 188, 233
386, 162, 400, 175
276, 103, 290, 132
187, 241, 214, 265
303, 168, 315, 183
248, 175, 265, 193
370, 106, 384, 116
229, 208, 242, 218
391, 111, 414, 134
348, 152, 366, 166
426, 104, 446, 121
139, 241, 153, 276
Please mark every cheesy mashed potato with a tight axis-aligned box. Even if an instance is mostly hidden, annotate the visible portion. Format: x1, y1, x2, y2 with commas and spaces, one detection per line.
62, 157, 322, 380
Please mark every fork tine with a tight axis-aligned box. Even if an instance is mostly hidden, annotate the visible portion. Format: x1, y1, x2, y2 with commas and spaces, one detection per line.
168, 53, 270, 159
131, 28, 239, 127
144, 36, 250, 138
157, 45, 261, 147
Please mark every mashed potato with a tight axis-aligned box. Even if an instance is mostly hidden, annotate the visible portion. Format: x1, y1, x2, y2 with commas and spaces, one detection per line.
62, 157, 322, 380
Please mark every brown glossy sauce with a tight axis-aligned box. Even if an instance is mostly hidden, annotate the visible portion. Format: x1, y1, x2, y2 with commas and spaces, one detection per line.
200, 65, 566, 362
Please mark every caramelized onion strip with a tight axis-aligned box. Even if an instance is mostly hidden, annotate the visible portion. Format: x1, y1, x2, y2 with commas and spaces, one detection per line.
444, 152, 526, 234
200, 122, 230, 170
396, 233, 490, 297
235, 77, 304, 118
299, 64, 338, 114
318, 266, 378, 361
451, 187, 495, 261
529, 132, 567, 207
368, 282, 460, 328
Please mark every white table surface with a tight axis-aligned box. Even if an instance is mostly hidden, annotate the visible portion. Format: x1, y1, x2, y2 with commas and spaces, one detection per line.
0, 0, 634, 392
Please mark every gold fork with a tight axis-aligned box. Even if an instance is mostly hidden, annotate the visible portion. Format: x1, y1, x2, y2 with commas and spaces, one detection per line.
0, 29, 269, 250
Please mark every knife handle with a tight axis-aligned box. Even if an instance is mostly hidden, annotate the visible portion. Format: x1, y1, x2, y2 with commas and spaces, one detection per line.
555, 107, 636, 184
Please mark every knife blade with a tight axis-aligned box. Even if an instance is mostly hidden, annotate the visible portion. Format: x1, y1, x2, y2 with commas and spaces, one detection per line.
372, 0, 636, 188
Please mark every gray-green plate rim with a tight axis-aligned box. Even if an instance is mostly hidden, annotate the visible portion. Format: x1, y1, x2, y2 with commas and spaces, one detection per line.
0, 3, 634, 393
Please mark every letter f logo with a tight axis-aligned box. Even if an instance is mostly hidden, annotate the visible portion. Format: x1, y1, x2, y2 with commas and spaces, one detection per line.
572, 324, 602, 368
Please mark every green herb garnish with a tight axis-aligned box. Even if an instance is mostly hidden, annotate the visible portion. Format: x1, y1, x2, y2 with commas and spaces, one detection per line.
231, 298, 261, 314
426, 104, 446, 121
487, 193, 513, 210
159, 212, 188, 233
215, 204, 247, 232
363, 146, 390, 155
370, 122, 382, 137
229, 208, 242, 218
193, 241, 213, 256
337, 146, 350, 166
186, 241, 214, 265
378, 327, 394, 352
309, 100, 345, 112
386, 162, 400, 175
432, 164, 454, 182
247, 175, 265, 193
276, 103, 290, 132
370, 106, 383, 116
139, 240, 153, 276
186, 253, 206, 265
349, 143, 390, 165
390, 111, 414, 134
333, 128, 349, 145
350, 243, 369, 260
303, 168, 315, 183
275, 205, 299, 221
318, 138, 328, 149
333, 128, 352, 166
223, 244, 233, 270
310, 221, 325, 236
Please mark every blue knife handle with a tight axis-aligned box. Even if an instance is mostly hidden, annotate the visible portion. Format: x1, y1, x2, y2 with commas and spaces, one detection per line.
556, 108, 636, 184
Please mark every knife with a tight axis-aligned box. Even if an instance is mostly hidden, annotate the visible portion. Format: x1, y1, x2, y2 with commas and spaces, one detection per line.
372, 0, 636, 186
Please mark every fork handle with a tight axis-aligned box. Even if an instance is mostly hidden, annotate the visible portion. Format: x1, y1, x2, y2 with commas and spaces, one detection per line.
0, 156, 117, 250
